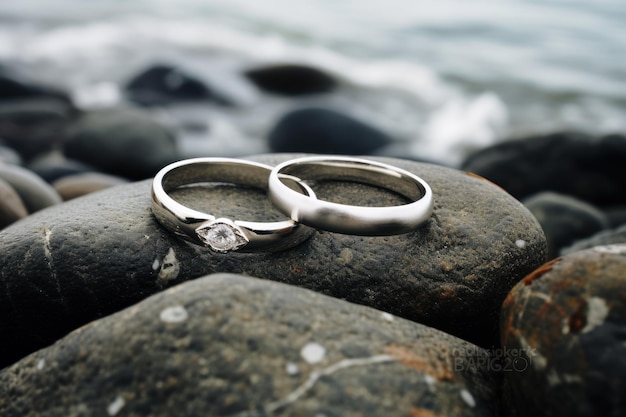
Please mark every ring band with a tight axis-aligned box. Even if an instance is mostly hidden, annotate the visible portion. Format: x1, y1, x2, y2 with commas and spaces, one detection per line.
268, 156, 433, 235
151, 158, 316, 252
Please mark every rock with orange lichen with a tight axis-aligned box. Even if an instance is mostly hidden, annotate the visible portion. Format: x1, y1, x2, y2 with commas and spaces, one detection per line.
0, 274, 499, 417
500, 245, 626, 417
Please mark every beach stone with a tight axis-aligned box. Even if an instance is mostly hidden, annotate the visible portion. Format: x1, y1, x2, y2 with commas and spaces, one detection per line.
0, 154, 547, 367
244, 63, 337, 96
26, 152, 95, 183
268, 107, 393, 154
604, 206, 626, 229
561, 223, 626, 255
0, 163, 62, 213
0, 98, 75, 160
461, 132, 626, 206
523, 192, 609, 260
0, 274, 499, 417
0, 144, 22, 165
53, 172, 129, 200
124, 64, 233, 106
0, 66, 72, 104
0, 177, 28, 229
63, 107, 180, 179
500, 246, 626, 417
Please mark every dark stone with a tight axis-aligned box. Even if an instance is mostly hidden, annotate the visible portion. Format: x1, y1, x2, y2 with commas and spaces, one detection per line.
561, 224, 626, 255
53, 172, 129, 201
0, 144, 21, 165
26, 152, 95, 183
63, 107, 180, 179
461, 132, 626, 207
124, 64, 233, 106
0, 163, 62, 213
0, 65, 73, 105
268, 108, 393, 154
0, 154, 547, 367
523, 192, 609, 260
244, 63, 337, 96
604, 206, 626, 229
501, 246, 626, 417
0, 98, 76, 160
0, 177, 28, 229
0, 274, 499, 417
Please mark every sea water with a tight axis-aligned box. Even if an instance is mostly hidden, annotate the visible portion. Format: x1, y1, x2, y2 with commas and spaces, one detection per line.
0, 0, 624, 165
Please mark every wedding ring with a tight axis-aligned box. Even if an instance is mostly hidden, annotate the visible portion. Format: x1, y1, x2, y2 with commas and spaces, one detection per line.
268, 156, 433, 235
151, 158, 316, 252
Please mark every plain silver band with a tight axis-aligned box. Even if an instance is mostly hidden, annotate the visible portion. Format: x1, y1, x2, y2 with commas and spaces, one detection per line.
151, 158, 316, 252
268, 156, 433, 235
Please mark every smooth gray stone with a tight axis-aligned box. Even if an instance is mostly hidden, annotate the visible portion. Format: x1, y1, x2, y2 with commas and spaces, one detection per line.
0, 177, 28, 229
52, 172, 129, 201
0, 163, 62, 213
0, 274, 500, 417
0, 154, 547, 367
562, 223, 626, 255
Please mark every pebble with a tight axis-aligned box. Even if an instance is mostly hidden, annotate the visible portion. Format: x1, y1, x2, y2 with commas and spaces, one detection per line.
52, 172, 129, 201
462, 132, 626, 206
268, 107, 393, 154
244, 63, 338, 96
63, 107, 181, 179
561, 223, 626, 255
0, 154, 547, 367
0, 163, 62, 213
501, 246, 626, 416
523, 191, 609, 259
0, 274, 499, 417
0, 177, 28, 229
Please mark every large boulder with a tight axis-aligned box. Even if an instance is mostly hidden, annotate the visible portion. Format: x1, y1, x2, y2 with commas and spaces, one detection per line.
0, 273, 500, 417
0, 154, 547, 367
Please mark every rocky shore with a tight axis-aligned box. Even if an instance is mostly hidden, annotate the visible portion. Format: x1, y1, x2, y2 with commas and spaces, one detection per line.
1, 61, 625, 416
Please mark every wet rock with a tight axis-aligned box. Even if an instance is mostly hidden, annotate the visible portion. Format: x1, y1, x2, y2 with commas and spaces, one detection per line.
0, 163, 62, 213
0, 177, 28, 229
501, 246, 626, 417
0, 154, 546, 367
461, 132, 626, 206
124, 64, 233, 106
268, 108, 393, 154
0, 274, 499, 417
561, 223, 626, 255
523, 192, 609, 260
53, 172, 129, 201
244, 63, 337, 96
63, 107, 180, 179
0, 98, 76, 159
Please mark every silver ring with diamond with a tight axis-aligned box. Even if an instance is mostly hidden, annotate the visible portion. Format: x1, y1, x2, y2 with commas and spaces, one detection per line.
151, 158, 317, 253
268, 155, 433, 235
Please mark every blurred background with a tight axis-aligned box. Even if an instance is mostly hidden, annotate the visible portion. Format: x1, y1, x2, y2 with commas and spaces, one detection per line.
0, 0, 624, 166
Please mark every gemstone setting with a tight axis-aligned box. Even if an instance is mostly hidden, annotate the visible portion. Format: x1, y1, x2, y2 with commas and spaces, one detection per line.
196, 219, 249, 253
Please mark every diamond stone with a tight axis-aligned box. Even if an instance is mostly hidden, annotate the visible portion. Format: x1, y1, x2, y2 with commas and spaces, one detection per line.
196, 220, 248, 253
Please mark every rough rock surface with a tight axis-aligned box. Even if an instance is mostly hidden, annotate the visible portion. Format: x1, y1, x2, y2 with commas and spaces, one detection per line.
501, 246, 626, 417
0, 274, 499, 417
0, 154, 547, 367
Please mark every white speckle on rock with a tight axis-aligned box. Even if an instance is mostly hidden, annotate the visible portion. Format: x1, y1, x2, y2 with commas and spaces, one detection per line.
157, 248, 180, 286
515, 239, 527, 249
582, 297, 609, 333
107, 396, 125, 416
152, 258, 160, 271
460, 389, 476, 408
36, 359, 45, 370
381, 312, 394, 322
594, 244, 626, 254
160, 305, 188, 323
424, 374, 436, 388
301, 342, 326, 364
285, 362, 300, 375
